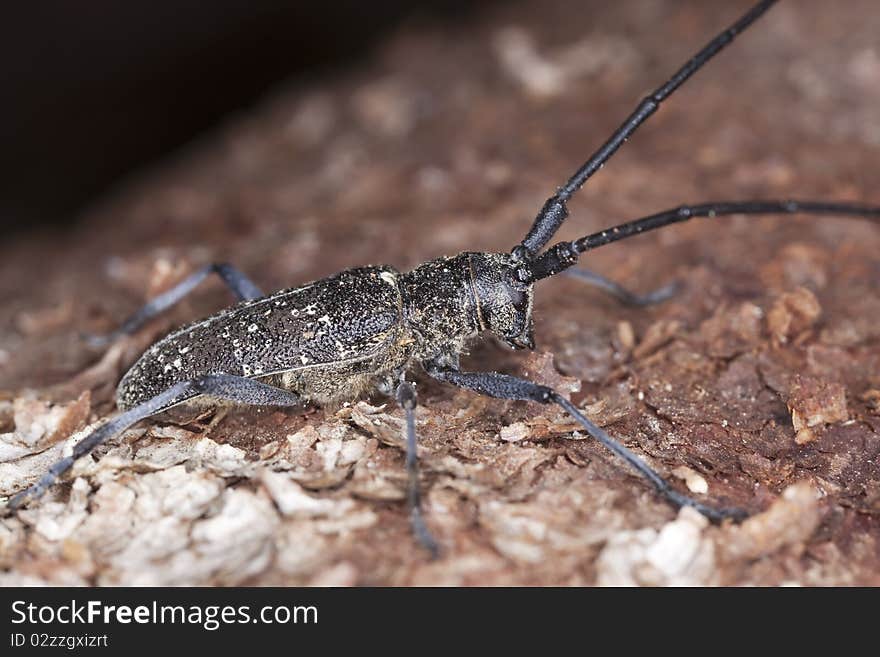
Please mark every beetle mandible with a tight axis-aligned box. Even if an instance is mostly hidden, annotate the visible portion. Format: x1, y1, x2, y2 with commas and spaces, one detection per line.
7, 0, 880, 556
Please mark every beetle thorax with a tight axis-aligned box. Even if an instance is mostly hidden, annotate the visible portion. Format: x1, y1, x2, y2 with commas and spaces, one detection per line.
401, 252, 535, 362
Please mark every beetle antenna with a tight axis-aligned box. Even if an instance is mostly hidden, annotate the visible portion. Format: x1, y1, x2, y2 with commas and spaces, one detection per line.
520, 199, 880, 283
514, 0, 778, 259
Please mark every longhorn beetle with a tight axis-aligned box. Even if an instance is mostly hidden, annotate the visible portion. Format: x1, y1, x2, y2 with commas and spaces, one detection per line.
7, 0, 880, 556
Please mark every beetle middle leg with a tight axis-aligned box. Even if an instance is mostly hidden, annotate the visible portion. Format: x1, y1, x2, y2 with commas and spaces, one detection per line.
395, 380, 440, 557
564, 268, 678, 307
88, 262, 264, 346
425, 362, 745, 522
7, 374, 300, 510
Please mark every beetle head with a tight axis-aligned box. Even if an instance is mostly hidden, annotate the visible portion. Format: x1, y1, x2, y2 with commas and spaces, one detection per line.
470, 253, 535, 350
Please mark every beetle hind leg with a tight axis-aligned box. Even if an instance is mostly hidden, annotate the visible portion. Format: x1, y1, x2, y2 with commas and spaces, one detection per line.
7, 374, 300, 511
87, 262, 264, 347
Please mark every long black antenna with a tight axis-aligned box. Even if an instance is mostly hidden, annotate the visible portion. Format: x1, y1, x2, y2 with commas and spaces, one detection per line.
517, 0, 779, 257
522, 200, 880, 283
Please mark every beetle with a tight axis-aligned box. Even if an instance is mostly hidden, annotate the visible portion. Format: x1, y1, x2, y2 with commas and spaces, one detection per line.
6, 0, 879, 557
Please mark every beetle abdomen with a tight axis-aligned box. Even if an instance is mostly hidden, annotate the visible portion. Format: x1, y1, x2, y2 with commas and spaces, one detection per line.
116, 265, 405, 410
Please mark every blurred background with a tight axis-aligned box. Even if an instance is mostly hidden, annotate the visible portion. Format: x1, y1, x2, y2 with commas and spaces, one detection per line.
2, 0, 879, 585
1, 0, 482, 232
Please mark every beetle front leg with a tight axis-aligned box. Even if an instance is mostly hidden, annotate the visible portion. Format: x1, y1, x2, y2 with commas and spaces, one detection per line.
564, 268, 678, 307
395, 380, 440, 558
424, 361, 746, 523
88, 262, 264, 346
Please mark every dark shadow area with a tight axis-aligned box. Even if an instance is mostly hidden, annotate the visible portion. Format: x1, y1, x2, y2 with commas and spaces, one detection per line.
0, 0, 484, 232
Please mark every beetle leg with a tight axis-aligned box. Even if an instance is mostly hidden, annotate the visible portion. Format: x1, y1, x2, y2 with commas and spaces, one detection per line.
395, 380, 440, 558
424, 362, 746, 523
7, 374, 299, 510
564, 268, 678, 307
88, 263, 264, 346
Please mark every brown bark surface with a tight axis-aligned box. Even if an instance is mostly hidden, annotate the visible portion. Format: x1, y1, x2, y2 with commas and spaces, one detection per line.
2, 0, 879, 585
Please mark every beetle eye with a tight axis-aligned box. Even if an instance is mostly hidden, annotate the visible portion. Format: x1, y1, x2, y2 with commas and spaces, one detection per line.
507, 285, 526, 308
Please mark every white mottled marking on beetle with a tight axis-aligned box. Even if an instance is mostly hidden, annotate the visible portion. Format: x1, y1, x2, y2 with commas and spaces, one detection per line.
300, 355, 310, 365
248, 323, 258, 332
380, 271, 397, 286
